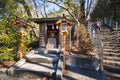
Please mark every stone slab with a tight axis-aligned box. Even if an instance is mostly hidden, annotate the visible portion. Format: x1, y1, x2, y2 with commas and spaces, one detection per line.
63, 65, 106, 80
25, 53, 59, 64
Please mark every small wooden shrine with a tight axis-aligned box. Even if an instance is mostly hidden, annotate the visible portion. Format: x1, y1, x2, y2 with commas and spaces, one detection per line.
30, 17, 72, 49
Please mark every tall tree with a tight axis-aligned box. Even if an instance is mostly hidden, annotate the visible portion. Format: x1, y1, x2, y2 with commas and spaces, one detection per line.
91, 0, 120, 22
47, 0, 95, 54
17, 0, 32, 18
48, 0, 94, 25
0, 0, 37, 61
33, 0, 39, 17
0, 0, 20, 61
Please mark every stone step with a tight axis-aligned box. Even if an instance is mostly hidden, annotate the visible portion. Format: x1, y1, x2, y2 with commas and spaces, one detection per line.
103, 48, 120, 50
104, 44, 120, 47
103, 49, 120, 53
112, 27, 120, 30
65, 55, 99, 70
103, 60, 120, 67
103, 42, 120, 44
98, 36, 120, 40
7, 49, 62, 79
102, 38, 120, 42
103, 47, 120, 50
103, 49, 120, 52
103, 44, 120, 47
25, 52, 59, 64
100, 29, 111, 32
103, 48, 112, 51
103, 51, 120, 53
103, 44, 114, 47
104, 64, 120, 74
105, 71, 120, 79
44, 49, 62, 55
99, 33, 120, 37
62, 65, 106, 80
103, 38, 120, 41
103, 52, 120, 56
105, 34, 119, 37
103, 45, 120, 47
26, 57, 58, 64
100, 35, 119, 38
100, 29, 120, 33
103, 56, 120, 61
8, 62, 61, 79
0, 68, 8, 73
104, 46, 120, 49
99, 32, 117, 36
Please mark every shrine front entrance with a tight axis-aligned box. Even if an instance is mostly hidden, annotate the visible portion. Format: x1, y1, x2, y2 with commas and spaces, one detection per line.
46, 24, 59, 49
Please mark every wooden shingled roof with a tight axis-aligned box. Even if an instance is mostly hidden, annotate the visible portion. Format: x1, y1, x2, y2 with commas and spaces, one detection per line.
29, 17, 61, 24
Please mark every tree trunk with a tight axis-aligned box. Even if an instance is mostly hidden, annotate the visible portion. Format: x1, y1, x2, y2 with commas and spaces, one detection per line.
33, 0, 39, 17
20, 0, 32, 18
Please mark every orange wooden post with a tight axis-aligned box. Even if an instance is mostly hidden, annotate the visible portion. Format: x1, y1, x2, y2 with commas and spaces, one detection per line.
19, 30, 27, 59
62, 31, 67, 73
19, 32, 24, 59
56, 17, 72, 74
11, 17, 28, 59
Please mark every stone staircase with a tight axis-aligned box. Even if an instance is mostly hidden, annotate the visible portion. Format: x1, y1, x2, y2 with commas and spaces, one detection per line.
7, 49, 62, 80
98, 25, 120, 78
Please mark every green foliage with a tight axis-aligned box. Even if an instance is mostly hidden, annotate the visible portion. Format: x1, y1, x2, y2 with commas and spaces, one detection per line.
91, 0, 120, 22
63, 0, 76, 7
48, 0, 94, 55
0, 0, 30, 61
0, 0, 35, 61
0, 47, 14, 61
0, 24, 18, 61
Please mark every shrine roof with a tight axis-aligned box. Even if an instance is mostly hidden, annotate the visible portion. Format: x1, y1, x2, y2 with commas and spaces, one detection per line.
29, 17, 61, 24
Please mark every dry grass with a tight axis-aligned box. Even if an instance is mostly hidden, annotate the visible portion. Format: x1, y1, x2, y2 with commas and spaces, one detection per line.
71, 24, 94, 56
0, 61, 16, 68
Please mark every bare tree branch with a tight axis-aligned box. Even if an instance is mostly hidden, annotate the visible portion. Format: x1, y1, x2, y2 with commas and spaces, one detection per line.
86, 0, 92, 17
48, 0, 75, 20
33, 0, 39, 17
19, 0, 32, 18
43, 0, 48, 18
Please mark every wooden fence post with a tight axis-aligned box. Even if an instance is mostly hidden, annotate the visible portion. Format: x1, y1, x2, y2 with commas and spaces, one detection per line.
104, 17, 107, 24
116, 22, 118, 31
100, 41, 104, 72
109, 18, 112, 27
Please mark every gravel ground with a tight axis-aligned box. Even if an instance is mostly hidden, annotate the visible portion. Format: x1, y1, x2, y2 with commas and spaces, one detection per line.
0, 72, 53, 80
0, 73, 49, 80
0, 73, 27, 80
